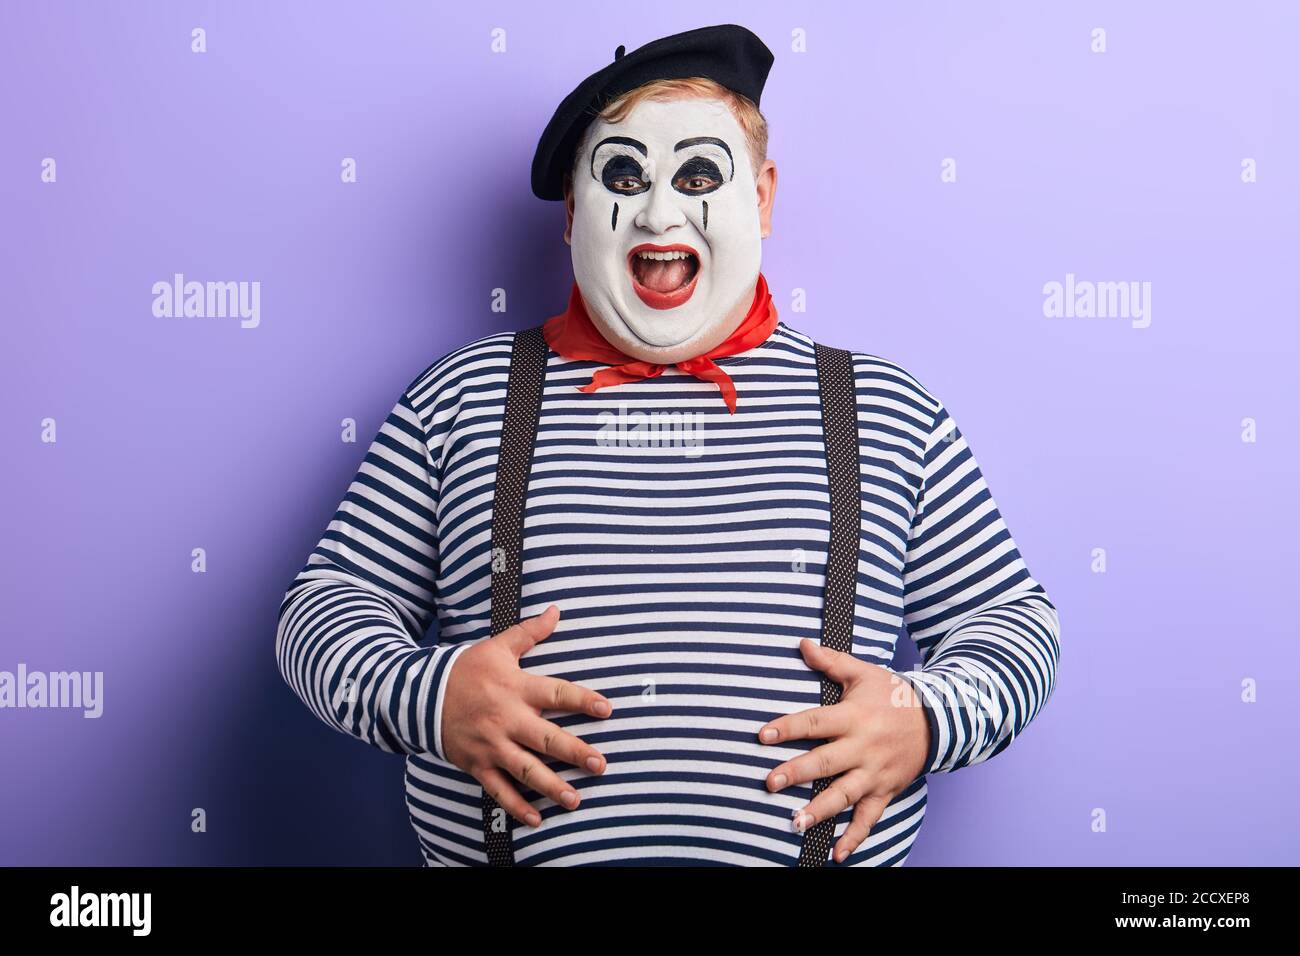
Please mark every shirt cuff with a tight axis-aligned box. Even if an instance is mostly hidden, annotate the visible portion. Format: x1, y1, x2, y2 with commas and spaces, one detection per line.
895, 668, 963, 776
427, 642, 472, 762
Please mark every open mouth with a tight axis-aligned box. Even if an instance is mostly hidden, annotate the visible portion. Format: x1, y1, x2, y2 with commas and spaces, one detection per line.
627, 243, 700, 309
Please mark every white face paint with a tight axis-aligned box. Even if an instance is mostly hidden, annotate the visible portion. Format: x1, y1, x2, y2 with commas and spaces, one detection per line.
569, 97, 762, 356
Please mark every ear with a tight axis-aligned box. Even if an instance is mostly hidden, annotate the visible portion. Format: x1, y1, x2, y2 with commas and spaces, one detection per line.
563, 178, 575, 246
755, 159, 778, 239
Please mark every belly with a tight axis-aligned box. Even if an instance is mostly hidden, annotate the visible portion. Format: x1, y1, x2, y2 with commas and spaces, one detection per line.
405, 617, 926, 866
516, 623, 823, 865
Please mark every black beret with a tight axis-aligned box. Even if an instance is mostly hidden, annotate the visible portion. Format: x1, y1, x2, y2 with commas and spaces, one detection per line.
530, 23, 775, 201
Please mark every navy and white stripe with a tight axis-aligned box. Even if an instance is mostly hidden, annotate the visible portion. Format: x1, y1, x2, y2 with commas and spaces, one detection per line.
276, 322, 1060, 866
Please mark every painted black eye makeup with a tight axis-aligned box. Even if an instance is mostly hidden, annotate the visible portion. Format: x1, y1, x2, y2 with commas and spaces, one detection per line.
587, 134, 734, 198
591, 136, 650, 196
600, 154, 649, 195
672, 156, 724, 195
674, 136, 734, 181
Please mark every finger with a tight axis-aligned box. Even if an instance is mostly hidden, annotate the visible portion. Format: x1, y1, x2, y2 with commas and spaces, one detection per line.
758, 703, 851, 748
497, 742, 582, 812
832, 794, 891, 863
523, 674, 612, 719
513, 715, 607, 774
791, 770, 870, 835
474, 767, 542, 828
766, 738, 859, 792
495, 605, 561, 658
798, 638, 863, 686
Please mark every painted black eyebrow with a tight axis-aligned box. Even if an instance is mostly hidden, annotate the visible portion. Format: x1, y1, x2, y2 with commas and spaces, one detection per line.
674, 137, 734, 180
590, 136, 648, 181
593, 136, 647, 155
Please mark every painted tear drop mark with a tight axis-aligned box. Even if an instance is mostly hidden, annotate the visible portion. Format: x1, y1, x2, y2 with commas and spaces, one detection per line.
611, 202, 619, 230
702, 200, 708, 231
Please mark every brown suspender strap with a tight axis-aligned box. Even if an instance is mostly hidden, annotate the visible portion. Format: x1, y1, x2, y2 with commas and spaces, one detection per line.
798, 344, 861, 867
481, 326, 548, 867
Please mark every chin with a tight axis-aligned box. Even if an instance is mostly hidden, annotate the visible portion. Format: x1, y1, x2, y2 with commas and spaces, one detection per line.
620, 281, 721, 349
608, 291, 713, 344
621, 316, 711, 350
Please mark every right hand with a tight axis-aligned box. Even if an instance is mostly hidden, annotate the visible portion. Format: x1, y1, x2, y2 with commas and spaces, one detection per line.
440, 605, 612, 828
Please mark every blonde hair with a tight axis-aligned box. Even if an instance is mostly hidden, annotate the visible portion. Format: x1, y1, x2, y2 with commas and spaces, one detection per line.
566, 76, 768, 194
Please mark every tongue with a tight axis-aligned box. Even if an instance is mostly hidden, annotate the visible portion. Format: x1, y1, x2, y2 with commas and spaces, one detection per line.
635, 257, 692, 293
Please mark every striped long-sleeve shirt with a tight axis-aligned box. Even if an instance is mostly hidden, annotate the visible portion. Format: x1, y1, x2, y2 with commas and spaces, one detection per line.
275, 321, 1060, 866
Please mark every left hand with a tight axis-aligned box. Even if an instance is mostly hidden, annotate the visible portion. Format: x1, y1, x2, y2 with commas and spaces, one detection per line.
758, 638, 931, 863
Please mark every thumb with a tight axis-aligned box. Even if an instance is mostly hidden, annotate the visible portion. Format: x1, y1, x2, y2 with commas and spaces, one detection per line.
496, 605, 561, 658
800, 638, 860, 685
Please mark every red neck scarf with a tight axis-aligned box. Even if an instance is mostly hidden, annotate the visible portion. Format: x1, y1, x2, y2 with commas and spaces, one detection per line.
542, 273, 778, 414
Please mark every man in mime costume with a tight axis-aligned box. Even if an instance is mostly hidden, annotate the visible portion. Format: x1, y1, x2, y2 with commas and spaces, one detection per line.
276, 24, 1060, 866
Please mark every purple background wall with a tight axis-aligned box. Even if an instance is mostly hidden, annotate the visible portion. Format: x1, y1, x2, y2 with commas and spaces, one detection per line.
2, 1, 1296, 865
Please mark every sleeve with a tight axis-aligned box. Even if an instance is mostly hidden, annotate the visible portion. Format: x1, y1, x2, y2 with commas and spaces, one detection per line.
274, 385, 470, 760
896, 403, 1061, 775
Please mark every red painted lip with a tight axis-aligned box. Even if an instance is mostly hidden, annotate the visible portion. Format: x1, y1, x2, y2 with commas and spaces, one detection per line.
626, 243, 701, 310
